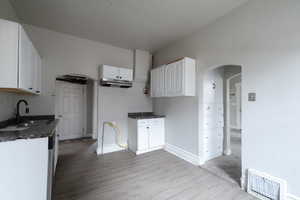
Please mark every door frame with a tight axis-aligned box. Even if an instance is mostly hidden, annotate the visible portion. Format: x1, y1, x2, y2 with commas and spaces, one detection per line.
224, 72, 241, 155
55, 80, 87, 140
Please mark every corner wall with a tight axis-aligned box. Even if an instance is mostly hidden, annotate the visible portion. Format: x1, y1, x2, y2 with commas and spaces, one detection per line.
153, 0, 300, 197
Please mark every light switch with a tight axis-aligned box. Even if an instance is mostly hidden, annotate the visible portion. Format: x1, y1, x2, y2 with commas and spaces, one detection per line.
248, 93, 256, 101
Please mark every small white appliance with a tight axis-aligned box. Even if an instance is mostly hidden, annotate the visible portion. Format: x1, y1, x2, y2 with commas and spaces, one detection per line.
99, 65, 133, 88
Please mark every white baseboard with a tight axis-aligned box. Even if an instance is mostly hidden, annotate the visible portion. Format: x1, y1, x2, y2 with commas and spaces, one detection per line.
287, 193, 300, 200
136, 146, 164, 155
164, 143, 202, 166
96, 144, 124, 155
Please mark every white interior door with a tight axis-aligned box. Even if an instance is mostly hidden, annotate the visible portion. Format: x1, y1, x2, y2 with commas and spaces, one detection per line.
55, 81, 85, 140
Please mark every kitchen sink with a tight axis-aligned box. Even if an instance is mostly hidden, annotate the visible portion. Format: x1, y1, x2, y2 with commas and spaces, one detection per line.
0, 120, 36, 132
0, 125, 30, 131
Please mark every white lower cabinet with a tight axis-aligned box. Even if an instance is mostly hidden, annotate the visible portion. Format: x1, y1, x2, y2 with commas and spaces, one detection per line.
0, 138, 48, 200
128, 118, 165, 155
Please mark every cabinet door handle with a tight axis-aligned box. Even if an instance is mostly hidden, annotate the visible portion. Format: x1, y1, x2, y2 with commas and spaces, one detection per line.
29, 88, 33, 90
36, 91, 40, 93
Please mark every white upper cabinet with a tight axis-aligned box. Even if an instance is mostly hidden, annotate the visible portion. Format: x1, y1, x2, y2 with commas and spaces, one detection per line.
0, 19, 42, 95
151, 57, 196, 97
100, 65, 133, 81
0, 19, 19, 88
101, 65, 119, 80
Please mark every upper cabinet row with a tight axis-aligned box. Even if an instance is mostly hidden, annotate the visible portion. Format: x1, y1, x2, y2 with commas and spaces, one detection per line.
0, 19, 42, 95
151, 57, 196, 97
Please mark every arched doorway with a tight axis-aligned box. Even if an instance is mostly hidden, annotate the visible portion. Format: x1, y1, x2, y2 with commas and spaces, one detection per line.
201, 65, 242, 185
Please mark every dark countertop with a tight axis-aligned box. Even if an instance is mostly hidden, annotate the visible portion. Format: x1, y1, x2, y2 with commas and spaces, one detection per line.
0, 116, 59, 143
128, 112, 165, 119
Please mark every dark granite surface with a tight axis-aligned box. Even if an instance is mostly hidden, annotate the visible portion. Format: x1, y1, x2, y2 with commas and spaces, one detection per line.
128, 112, 165, 119
0, 115, 59, 143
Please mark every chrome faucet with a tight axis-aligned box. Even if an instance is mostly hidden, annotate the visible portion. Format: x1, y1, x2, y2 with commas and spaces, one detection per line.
16, 99, 29, 124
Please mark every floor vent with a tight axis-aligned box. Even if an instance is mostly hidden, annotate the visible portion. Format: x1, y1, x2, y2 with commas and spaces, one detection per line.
247, 169, 287, 200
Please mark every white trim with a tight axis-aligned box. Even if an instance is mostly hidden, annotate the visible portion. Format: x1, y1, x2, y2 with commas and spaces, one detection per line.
225, 72, 242, 155
83, 84, 87, 136
164, 143, 202, 166
92, 80, 99, 139
96, 144, 124, 155
135, 146, 164, 155
287, 194, 300, 200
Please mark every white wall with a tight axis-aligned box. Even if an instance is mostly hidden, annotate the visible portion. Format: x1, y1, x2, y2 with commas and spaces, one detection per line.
99, 82, 152, 151
0, 93, 16, 121
153, 0, 300, 196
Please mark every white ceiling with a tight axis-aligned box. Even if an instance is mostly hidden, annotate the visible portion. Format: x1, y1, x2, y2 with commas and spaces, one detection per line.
11, 0, 248, 52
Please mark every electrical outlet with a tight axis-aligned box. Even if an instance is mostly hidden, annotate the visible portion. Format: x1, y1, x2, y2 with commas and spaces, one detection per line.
248, 93, 256, 101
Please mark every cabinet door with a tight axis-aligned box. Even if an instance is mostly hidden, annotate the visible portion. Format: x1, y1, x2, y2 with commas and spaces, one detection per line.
151, 67, 164, 97
0, 19, 19, 88
137, 125, 149, 150
150, 69, 157, 97
19, 27, 34, 92
157, 67, 165, 97
32, 48, 42, 94
35, 54, 42, 94
31, 47, 38, 93
165, 63, 175, 96
174, 60, 184, 95
119, 68, 133, 81
149, 119, 165, 148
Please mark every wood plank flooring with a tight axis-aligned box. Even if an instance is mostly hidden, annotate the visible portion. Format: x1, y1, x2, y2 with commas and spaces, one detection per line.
53, 139, 257, 200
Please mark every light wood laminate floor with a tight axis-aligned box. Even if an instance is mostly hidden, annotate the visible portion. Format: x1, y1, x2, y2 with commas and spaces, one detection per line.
53, 139, 257, 200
